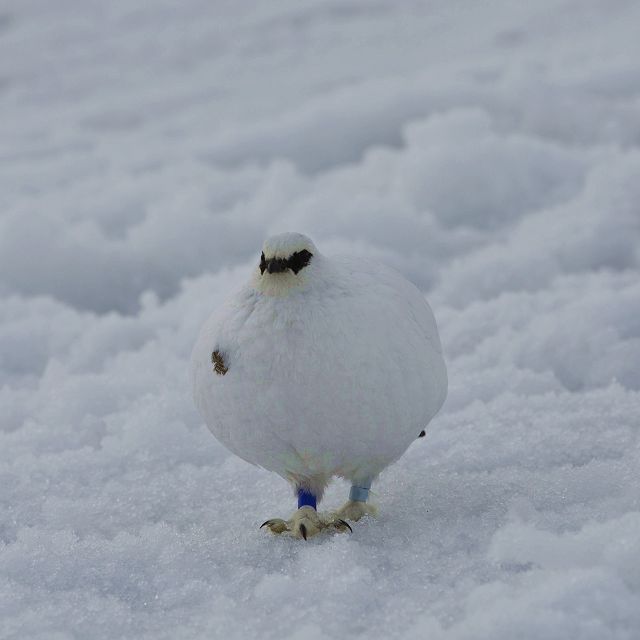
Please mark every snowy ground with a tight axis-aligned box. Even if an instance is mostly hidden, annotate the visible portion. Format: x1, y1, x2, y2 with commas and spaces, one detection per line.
1, 1, 640, 638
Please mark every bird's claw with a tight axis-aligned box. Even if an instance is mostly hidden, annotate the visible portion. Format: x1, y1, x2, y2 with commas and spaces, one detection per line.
260, 518, 289, 534
325, 517, 352, 534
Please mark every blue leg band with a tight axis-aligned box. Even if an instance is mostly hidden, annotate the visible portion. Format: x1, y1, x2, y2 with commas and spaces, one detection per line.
297, 488, 317, 510
349, 485, 370, 503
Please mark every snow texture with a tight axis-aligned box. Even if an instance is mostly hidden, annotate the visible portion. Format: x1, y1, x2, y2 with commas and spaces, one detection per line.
1, 1, 639, 638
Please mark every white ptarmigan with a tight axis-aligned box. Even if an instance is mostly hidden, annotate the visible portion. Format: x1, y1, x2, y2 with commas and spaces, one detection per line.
191, 232, 447, 539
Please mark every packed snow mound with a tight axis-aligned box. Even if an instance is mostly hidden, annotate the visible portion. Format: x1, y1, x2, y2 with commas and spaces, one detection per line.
1, 1, 640, 639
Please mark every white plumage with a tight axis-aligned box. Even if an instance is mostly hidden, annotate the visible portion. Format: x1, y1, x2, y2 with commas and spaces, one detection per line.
191, 232, 447, 538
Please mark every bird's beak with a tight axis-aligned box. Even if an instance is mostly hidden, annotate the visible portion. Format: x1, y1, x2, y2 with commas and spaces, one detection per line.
266, 259, 287, 274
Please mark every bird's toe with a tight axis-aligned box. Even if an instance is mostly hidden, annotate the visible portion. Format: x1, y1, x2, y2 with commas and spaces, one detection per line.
260, 518, 289, 534
330, 518, 353, 534
319, 513, 353, 534
290, 508, 323, 539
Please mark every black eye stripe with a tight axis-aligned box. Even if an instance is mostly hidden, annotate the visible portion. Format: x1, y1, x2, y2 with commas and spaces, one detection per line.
287, 249, 313, 274
259, 249, 313, 274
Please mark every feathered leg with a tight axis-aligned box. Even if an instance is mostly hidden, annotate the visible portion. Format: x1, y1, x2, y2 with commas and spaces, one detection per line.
336, 480, 378, 521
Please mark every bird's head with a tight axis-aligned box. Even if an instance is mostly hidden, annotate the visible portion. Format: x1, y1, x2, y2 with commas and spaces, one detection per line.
253, 232, 317, 296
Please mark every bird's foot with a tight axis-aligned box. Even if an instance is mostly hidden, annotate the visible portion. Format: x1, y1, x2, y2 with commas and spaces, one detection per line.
261, 506, 352, 540
336, 500, 378, 522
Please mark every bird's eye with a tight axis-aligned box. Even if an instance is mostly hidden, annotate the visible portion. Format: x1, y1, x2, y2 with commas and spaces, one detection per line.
287, 250, 313, 274
259, 252, 267, 274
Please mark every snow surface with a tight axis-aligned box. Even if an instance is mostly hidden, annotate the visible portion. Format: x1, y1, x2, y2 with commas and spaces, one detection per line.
1, 1, 640, 638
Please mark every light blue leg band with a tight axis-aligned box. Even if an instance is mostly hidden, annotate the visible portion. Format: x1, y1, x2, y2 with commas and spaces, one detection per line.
349, 482, 371, 503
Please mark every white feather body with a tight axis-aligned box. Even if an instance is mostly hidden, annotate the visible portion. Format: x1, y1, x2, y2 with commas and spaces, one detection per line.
191, 250, 447, 488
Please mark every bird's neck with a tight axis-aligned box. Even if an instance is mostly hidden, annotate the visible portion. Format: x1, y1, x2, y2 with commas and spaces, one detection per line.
252, 270, 308, 297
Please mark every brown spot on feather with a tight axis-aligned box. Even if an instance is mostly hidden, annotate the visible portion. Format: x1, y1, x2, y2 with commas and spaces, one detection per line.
212, 350, 228, 375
